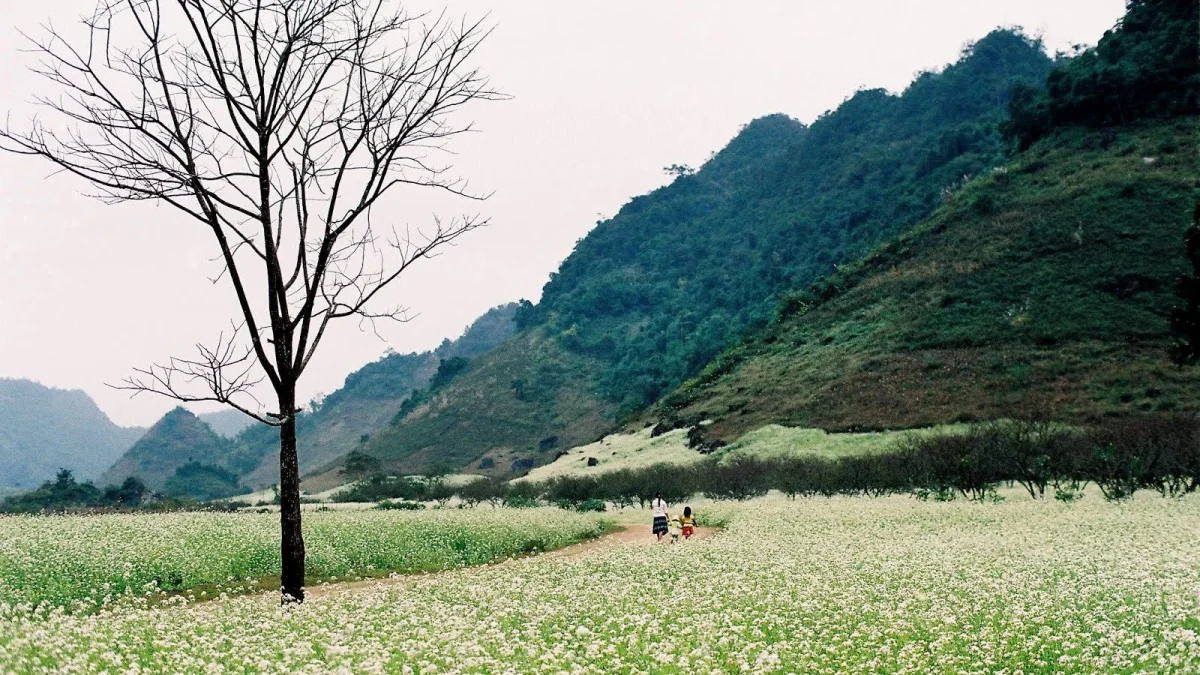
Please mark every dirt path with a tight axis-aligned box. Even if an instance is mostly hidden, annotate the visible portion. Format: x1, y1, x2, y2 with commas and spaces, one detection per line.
549, 523, 718, 558
304, 524, 719, 600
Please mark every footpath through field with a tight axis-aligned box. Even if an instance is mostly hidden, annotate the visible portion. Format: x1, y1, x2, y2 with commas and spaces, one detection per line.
304, 523, 719, 600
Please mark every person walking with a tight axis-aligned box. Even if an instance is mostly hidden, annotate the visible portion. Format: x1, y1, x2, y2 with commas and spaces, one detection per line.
651, 492, 669, 542
679, 505, 696, 540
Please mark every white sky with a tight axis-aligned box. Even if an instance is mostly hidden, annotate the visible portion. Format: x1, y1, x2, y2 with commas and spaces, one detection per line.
0, 1, 1124, 427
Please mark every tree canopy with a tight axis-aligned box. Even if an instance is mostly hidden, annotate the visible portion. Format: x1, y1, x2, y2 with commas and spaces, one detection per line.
1003, 0, 1199, 149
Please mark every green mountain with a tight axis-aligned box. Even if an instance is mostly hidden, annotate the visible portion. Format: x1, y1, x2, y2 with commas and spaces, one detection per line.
342, 328, 616, 478
659, 120, 1198, 441
231, 303, 518, 487
524, 29, 1054, 411
362, 29, 1056, 475
658, 0, 1200, 442
101, 407, 232, 492
0, 379, 144, 489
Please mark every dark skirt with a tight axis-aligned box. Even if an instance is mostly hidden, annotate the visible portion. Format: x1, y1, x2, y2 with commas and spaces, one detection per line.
652, 515, 668, 535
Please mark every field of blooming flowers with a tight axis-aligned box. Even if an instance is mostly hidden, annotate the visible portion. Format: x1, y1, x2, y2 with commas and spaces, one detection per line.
0, 508, 609, 612
3, 492, 1200, 673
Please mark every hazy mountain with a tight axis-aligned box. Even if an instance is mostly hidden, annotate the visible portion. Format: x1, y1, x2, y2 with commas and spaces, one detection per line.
0, 378, 144, 489
198, 409, 254, 438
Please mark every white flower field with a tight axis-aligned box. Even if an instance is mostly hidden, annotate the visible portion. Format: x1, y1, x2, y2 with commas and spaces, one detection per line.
3, 493, 1200, 673
0, 509, 608, 612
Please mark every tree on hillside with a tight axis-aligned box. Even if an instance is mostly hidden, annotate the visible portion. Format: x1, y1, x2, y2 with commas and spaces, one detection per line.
1170, 183, 1200, 365
341, 449, 381, 479
1002, 0, 1199, 149
0, 0, 499, 602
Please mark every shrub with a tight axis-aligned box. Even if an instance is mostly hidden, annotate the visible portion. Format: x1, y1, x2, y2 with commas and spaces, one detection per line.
509, 416, 1200, 506
544, 476, 597, 506
458, 477, 507, 508
377, 500, 423, 511
503, 480, 542, 508
341, 450, 382, 479
702, 456, 771, 501
503, 496, 539, 509
576, 499, 606, 513
334, 474, 427, 503
426, 480, 456, 507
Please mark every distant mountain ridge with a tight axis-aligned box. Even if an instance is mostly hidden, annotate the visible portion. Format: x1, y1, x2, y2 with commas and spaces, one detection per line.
0, 379, 144, 488
198, 409, 254, 438
98, 304, 518, 492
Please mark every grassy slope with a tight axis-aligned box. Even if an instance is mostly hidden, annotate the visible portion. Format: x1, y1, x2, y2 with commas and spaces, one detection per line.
237, 304, 517, 487
517, 427, 694, 482
351, 329, 618, 479
519, 423, 971, 482
658, 120, 1200, 441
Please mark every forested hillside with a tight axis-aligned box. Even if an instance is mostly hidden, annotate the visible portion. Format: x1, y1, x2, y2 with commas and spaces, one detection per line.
1003, 0, 1198, 150
0, 379, 144, 489
362, 29, 1055, 475
657, 0, 1200, 442
659, 120, 1198, 441
234, 303, 518, 486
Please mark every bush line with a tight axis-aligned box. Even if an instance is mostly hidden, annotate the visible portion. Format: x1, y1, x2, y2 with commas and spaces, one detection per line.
435, 417, 1200, 507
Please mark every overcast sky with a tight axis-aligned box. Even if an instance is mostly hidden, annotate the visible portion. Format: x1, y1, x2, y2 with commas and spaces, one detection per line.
0, 0, 1124, 427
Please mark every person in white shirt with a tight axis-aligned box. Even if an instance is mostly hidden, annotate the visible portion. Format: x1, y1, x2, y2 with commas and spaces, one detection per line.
651, 492, 669, 541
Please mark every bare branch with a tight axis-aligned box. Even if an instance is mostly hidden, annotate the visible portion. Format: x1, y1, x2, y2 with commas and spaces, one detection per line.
112, 326, 280, 425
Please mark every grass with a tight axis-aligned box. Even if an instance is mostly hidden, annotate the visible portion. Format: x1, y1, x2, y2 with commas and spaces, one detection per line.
356, 329, 619, 478
661, 120, 1200, 441
0, 508, 610, 612
720, 423, 970, 459
518, 422, 972, 481
519, 427, 694, 482
5, 492, 1199, 672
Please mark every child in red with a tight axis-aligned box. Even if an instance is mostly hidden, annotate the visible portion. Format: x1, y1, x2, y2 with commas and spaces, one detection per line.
679, 505, 696, 539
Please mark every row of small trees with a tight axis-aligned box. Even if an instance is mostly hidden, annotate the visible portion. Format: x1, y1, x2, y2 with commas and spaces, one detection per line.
894, 417, 1200, 502
438, 417, 1200, 508
333, 473, 458, 504
0, 471, 206, 514
333, 417, 1200, 509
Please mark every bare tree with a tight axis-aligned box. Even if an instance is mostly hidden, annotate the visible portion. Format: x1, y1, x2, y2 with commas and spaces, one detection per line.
1, 0, 500, 602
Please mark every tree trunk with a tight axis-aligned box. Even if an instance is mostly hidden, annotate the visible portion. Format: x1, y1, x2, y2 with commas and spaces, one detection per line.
278, 391, 306, 603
